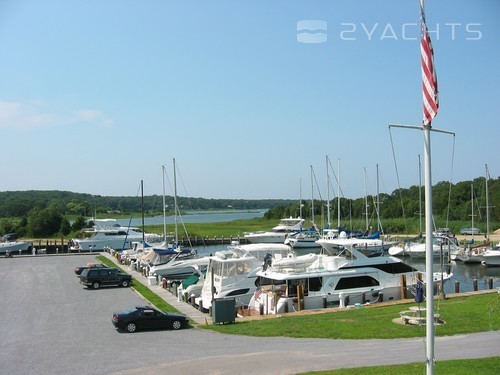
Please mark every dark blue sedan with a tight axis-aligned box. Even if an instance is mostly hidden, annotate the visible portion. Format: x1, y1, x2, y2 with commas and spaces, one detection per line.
112, 306, 189, 333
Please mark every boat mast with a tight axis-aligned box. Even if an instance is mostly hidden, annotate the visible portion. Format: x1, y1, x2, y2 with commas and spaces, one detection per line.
173, 158, 179, 245
162, 165, 167, 243
310, 165, 315, 226
364, 168, 369, 232
299, 179, 303, 218
141, 180, 145, 243
418, 155, 423, 234
376, 164, 381, 232
470, 184, 475, 243
337, 158, 341, 230
326, 155, 331, 228
485, 164, 490, 238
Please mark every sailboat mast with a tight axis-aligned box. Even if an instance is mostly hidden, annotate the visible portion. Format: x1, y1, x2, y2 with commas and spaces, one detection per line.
419, 155, 423, 234
364, 168, 369, 232
310, 165, 315, 225
471, 184, 475, 243
376, 164, 381, 232
337, 159, 341, 229
141, 180, 145, 243
173, 158, 179, 244
326, 155, 331, 228
299, 179, 303, 218
485, 164, 490, 237
162, 165, 167, 243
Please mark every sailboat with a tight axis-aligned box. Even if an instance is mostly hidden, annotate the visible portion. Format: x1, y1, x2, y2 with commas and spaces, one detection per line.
285, 166, 321, 251
146, 159, 206, 280
452, 165, 493, 263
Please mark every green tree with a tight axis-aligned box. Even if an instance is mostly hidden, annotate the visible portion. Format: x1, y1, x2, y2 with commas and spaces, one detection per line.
60, 217, 71, 236
27, 203, 63, 237
72, 216, 87, 231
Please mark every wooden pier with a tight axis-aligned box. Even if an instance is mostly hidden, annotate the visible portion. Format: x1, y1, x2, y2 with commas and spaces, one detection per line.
22, 236, 249, 255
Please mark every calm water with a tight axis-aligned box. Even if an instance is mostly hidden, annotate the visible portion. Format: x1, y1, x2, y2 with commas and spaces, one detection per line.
193, 243, 500, 295
115, 209, 266, 227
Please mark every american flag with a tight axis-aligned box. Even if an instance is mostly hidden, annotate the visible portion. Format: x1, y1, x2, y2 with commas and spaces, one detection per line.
420, 2, 439, 126
253, 288, 262, 299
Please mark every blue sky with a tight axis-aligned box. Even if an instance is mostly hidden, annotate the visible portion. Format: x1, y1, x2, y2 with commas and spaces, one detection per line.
0, 0, 498, 200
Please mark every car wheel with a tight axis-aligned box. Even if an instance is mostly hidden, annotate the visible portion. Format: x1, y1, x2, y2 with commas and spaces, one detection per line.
126, 322, 137, 333
121, 280, 130, 287
171, 319, 182, 330
92, 282, 100, 289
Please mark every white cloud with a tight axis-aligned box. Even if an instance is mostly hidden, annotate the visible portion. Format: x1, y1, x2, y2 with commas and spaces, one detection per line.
0, 99, 113, 129
0, 100, 53, 129
73, 109, 114, 128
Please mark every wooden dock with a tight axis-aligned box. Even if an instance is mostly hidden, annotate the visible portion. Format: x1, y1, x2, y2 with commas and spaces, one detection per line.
24, 236, 249, 254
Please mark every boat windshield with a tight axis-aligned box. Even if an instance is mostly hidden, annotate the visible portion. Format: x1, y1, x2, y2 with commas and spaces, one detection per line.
321, 246, 358, 260
211, 260, 255, 278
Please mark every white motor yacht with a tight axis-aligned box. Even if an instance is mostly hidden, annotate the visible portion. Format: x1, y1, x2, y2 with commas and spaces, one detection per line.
388, 234, 459, 259
69, 219, 162, 251
250, 246, 452, 315
196, 243, 292, 312
317, 231, 390, 258
244, 217, 304, 244
481, 246, 500, 266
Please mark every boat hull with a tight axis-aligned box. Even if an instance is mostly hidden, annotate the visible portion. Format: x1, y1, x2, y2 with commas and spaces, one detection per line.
481, 250, 500, 266
0, 241, 32, 254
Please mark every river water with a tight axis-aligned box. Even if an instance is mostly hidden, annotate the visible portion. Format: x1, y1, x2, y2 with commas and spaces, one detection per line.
115, 209, 266, 227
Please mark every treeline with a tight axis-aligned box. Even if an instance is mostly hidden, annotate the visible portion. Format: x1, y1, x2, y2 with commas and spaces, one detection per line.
0, 176, 498, 238
265, 176, 499, 233
0, 191, 293, 238
0, 190, 293, 219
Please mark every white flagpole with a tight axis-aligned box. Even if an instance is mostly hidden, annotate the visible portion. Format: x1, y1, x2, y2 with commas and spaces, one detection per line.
421, 0, 435, 372
423, 124, 434, 375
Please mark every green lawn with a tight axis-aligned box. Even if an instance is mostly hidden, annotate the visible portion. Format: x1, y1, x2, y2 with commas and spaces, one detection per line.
200, 293, 499, 339
303, 357, 500, 375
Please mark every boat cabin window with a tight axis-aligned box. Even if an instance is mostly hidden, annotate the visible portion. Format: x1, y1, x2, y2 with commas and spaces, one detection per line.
335, 276, 379, 290
222, 260, 254, 277
321, 246, 357, 260
105, 232, 123, 236
277, 277, 322, 297
372, 262, 417, 274
210, 261, 223, 277
210, 260, 254, 278
152, 253, 178, 265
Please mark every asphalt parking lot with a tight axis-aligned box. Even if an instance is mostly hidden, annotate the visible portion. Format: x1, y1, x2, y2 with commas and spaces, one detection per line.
1, 255, 498, 375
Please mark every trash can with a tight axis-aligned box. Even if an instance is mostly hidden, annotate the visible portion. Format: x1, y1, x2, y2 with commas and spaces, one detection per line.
212, 298, 236, 324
